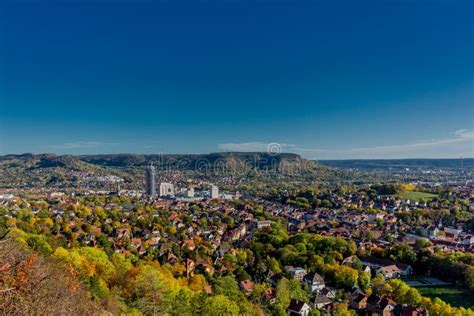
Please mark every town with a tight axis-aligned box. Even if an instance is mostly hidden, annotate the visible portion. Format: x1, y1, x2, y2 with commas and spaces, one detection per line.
1, 156, 473, 315
1, 0, 473, 314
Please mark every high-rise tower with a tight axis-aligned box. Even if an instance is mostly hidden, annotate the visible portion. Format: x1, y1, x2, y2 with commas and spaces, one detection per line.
146, 163, 156, 199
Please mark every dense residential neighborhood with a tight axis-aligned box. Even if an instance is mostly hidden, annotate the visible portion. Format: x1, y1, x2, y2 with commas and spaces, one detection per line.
1, 157, 473, 315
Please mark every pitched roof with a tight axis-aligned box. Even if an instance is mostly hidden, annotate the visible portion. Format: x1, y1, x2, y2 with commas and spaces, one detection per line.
288, 299, 307, 312
314, 295, 332, 304
304, 271, 324, 284
352, 293, 367, 304
378, 264, 401, 274
240, 280, 254, 292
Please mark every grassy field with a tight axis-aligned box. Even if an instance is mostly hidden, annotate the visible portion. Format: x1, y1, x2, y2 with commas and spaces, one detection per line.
396, 191, 438, 202
417, 286, 474, 308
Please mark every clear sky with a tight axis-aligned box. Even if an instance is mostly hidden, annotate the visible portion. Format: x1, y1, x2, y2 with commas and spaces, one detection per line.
1, 0, 473, 159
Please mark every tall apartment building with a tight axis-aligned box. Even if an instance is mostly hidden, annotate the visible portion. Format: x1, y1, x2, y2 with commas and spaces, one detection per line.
159, 182, 175, 197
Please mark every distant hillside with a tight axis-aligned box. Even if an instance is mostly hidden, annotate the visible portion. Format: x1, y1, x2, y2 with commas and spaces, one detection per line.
78, 152, 306, 170
318, 158, 474, 170
0, 152, 314, 174
0, 154, 118, 188
0, 152, 326, 189
0, 153, 100, 171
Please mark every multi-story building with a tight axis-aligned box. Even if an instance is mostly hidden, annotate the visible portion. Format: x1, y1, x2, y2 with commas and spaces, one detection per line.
211, 185, 219, 199
145, 164, 156, 199
159, 182, 175, 197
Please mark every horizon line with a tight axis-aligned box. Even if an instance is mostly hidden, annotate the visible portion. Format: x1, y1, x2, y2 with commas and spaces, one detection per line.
1, 152, 473, 161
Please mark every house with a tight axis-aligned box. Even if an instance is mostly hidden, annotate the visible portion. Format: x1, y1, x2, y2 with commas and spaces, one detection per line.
360, 257, 413, 278
217, 243, 231, 257
288, 299, 311, 316
320, 287, 336, 299
420, 225, 439, 238
262, 288, 276, 305
394, 304, 429, 316
115, 228, 131, 239
239, 280, 254, 295
303, 272, 325, 292
185, 259, 195, 276
396, 264, 412, 277
377, 265, 403, 279
349, 293, 368, 310
343, 256, 372, 274
444, 226, 462, 237
82, 234, 96, 245
166, 252, 179, 264
257, 220, 274, 229
224, 225, 246, 241
194, 261, 215, 276
146, 238, 159, 247
183, 239, 196, 251
367, 295, 397, 316
313, 295, 332, 309
269, 273, 285, 287
285, 266, 307, 281
342, 255, 358, 266
377, 264, 413, 279
131, 238, 142, 248
368, 213, 385, 223
138, 245, 146, 256
363, 264, 372, 274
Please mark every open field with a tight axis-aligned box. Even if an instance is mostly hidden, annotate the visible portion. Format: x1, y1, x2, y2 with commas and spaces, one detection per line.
396, 191, 438, 202
417, 286, 474, 308
405, 277, 451, 287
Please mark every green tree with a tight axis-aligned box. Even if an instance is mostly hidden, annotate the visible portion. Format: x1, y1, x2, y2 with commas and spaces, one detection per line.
275, 278, 291, 311
288, 279, 309, 302
214, 276, 240, 297
202, 295, 239, 316
358, 271, 371, 292
170, 289, 194, 316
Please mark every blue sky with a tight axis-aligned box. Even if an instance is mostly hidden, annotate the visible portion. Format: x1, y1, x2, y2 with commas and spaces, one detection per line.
0, 0, 473, 159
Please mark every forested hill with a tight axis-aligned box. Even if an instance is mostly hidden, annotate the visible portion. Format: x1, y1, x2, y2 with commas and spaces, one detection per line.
78, 152, 305, 169
0, 152, 308, 170
0, 153, 333, 188
319, 158, 474, 171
